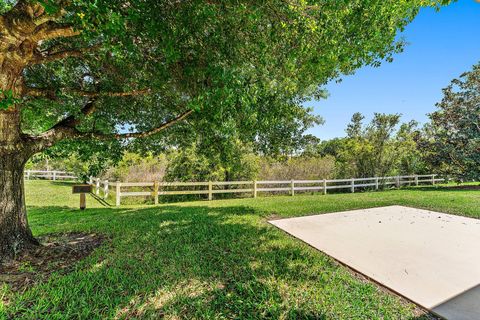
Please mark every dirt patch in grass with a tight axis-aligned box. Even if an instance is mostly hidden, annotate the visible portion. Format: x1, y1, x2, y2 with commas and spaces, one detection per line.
265, 212, 282, 221
0, 232, 105, 293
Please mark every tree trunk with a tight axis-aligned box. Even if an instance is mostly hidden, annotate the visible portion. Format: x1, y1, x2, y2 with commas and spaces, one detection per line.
0, 152, 37, 261
0, 2, 79, 261
0, 111, 38, 261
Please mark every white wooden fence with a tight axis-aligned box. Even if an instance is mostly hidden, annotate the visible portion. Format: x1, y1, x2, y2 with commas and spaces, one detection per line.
89, 174, 444, 207
24, 170, 77, 181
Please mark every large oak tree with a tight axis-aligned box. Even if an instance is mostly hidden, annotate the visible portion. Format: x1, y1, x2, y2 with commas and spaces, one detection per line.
0, 0, 448, 259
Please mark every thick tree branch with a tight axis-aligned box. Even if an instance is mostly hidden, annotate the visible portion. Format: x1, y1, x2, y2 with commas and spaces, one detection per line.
22, 87, 56, 99
32, 22, 80, 42
0, 16, 6, 30
33, 8, 67, 26
110, 109, 193, 139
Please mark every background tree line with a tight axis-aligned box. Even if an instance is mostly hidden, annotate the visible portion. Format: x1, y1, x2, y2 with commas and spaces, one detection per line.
24, 112, 433, 182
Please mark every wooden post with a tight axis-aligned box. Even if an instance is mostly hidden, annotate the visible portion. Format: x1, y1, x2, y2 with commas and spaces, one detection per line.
26, 170, 30, 180
396, 176, 400, 188
415, 175, 419, 186
208, 181, 213, 201
104, 180, 109, 199
323, 179, 327, 195
351, 178, 354, 193
253, 180, 257, 198
116, 182, 121, 206
96, 178, 100, 195
432, 174, 435, 185
291, 180, 295, 196
53, 171, 57, 181
153, 181, 159, 205
80, 193, 86, 210
375, 177, 379, 190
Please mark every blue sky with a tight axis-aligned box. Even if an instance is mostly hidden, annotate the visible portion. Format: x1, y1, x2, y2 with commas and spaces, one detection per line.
305, 0, 480, 140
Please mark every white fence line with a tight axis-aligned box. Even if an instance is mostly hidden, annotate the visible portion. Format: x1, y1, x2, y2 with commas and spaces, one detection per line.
90, 174, 444, 207
24, 170, 77, 181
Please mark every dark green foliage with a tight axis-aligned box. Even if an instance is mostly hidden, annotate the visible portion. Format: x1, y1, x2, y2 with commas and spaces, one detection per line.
307, 138, 346, 159
425, 62, 480, 181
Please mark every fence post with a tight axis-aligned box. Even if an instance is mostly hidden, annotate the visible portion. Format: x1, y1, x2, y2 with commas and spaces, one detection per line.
291, 180, 295, 196
253, 180, 257, 198
95, 178, 100, 195
208, 181, 213, 201
104, 180, 109, 199
89, 176, 93, 185
432, 174, 435, 185
323, 179, 327, 195
395, 176, 400, 188
115, 182, 121, 206
415, 175, 419, 186
350, 178, 355, 193
53, 171, 57, 181
153, 181, 159, 205
26, 170, 31, 180
375, 177, 379, 190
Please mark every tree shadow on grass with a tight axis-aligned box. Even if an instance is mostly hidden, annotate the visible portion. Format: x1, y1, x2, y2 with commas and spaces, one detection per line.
4, 205, 437, 319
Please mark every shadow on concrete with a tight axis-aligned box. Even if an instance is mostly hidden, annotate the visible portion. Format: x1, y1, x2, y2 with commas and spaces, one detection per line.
430, 284, 480, 320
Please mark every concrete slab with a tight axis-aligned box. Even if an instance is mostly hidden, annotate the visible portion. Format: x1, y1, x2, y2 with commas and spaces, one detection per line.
269, 206, 480, 320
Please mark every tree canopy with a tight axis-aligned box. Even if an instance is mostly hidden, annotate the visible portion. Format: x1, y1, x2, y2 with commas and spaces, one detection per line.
425, 62, 480, 181
1, 0, 450, 152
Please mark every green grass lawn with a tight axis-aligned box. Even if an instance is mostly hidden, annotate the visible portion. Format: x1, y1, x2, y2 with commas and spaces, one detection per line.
1, 180, 479, 319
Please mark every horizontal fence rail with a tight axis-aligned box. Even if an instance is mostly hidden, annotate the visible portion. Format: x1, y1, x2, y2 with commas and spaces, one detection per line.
24, 170, 77, 181
90, 174, 444, 207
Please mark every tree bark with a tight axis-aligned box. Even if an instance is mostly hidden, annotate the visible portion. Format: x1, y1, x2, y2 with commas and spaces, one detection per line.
0, 110, 38, 261
0, 150, 37, 261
